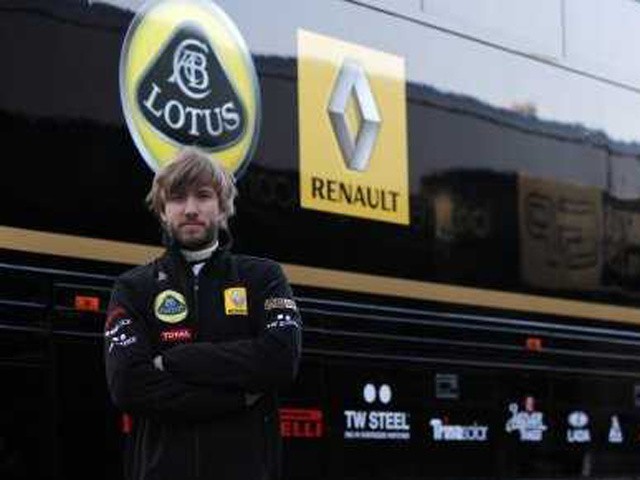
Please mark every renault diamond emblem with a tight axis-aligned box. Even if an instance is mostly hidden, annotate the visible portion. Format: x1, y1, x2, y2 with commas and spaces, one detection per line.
328, 59, 381, 172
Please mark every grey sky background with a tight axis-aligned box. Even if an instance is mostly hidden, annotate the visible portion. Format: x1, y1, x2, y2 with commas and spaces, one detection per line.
97, 0, 640, 147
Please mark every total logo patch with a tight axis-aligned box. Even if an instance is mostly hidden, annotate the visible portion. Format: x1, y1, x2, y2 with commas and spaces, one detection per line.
120, 0, 260, 177
224, 287, 248, 315
161, 327, 193, 343
154, 290, 188, 323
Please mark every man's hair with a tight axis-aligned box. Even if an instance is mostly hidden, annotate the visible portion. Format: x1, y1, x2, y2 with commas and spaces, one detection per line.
146, 147, 238, 230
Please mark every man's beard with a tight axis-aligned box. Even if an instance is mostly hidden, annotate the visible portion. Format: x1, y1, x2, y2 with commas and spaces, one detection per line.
167, 223, 218, 251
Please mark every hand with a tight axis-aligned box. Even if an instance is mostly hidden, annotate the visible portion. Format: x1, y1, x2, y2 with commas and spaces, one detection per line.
153, 355, 164, 371
245, 392, 263, 407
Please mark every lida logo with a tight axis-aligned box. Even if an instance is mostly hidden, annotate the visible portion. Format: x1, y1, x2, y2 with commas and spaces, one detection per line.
121, 0, 260, 176
138, 23, 245, 149
298, 30, 409, 225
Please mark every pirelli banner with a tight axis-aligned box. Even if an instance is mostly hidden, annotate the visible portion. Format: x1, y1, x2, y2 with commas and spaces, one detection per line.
297, 30, 409, 225
518, 174, 602, 290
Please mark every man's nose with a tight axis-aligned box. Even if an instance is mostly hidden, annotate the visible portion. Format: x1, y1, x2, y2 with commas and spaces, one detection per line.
184, 195, 199, 215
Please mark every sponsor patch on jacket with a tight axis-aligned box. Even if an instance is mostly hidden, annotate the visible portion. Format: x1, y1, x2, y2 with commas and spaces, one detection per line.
105, 317, 137, 352
266, 312, 300, 330
160, 328, 193, 343
264, 297, 298, 311
105, 305, 128, 329
154, 290, 188, 323
224, 287, 248, 315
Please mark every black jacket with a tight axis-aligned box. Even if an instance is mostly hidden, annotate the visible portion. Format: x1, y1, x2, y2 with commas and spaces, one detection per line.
104, 237, 302, 480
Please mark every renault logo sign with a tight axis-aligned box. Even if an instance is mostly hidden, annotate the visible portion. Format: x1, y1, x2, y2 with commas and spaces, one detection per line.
328, 60, 381, 172
120, 0, 260, 177
298, 30, 409, 225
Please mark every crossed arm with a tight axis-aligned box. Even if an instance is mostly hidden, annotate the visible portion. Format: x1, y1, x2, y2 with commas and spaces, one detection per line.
104, 265, 301, 420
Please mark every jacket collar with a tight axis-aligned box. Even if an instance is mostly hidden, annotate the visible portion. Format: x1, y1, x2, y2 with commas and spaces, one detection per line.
162, 229, 233, 276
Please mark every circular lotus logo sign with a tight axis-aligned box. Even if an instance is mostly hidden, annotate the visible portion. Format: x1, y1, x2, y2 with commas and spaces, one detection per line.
120, 0, 261, 177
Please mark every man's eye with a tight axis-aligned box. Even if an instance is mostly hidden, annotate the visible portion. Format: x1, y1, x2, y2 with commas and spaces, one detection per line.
197, 190, 215, 199
167, 192, 186, 201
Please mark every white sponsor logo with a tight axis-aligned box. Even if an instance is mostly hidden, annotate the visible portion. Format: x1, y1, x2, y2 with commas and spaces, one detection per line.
429, 418, 489, 442
608, 415, 624, 444
105, 318, 131, 338
364, 383, 391, 404
106, 318, 137, 352
266, 313, 300, 330
567, 410, 591, 443
344, 383, 410, 440
505, 397, 547, 442
264, 297, 298, 311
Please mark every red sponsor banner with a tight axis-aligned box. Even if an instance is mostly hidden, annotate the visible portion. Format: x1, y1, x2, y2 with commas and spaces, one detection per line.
120, 413, 133, 434
75, 295, 100, 312
280, 407, 323, 439
160, 328, 193, 342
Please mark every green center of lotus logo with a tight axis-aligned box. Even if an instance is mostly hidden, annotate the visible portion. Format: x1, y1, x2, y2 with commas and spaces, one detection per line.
154, 290, 188, 323
120, 0, 260, 176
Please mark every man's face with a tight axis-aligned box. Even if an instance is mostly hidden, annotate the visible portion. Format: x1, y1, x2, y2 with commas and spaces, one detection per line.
160, 183, 222, 250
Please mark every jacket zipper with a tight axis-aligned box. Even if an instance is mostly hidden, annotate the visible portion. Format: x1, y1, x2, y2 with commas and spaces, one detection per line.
193, 273, 201, 478
195, 429, 201, 479
193, 274, 200, 340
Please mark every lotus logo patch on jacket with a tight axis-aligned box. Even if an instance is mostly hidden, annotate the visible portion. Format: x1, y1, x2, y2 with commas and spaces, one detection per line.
224, 287, 248, 315
154, 290, 188, 323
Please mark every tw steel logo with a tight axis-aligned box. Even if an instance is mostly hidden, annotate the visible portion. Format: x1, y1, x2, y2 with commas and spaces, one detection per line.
137, 23, 246, 150
279, 408, 323, 439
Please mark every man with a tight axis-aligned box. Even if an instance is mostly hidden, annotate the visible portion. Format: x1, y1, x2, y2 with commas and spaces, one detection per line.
104, 146, 302, 480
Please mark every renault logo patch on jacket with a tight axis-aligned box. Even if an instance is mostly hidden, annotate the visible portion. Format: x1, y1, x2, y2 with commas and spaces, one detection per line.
224, 287, 248, 315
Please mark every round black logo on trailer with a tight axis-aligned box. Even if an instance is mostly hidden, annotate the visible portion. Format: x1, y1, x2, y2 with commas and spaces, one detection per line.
137, 23, 246, 150
120, 0, 260, 176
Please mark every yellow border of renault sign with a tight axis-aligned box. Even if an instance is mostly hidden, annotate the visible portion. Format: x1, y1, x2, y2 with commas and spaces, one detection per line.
298, 29, 409, 225
120, 0, 260, 177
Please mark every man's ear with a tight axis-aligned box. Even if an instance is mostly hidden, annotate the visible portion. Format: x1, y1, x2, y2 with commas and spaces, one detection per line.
215, 212, 227, 228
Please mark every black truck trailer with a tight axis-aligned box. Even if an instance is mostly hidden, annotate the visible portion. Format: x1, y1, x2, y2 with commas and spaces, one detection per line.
3, 1, 640, 479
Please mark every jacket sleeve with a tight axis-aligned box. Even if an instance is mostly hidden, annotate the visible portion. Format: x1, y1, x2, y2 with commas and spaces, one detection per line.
104, 275, 246, 420
161, 261, 302, 392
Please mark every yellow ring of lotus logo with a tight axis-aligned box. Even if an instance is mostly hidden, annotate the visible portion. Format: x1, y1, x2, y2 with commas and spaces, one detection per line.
154, 290, 188, 323
120, 0, 261, 177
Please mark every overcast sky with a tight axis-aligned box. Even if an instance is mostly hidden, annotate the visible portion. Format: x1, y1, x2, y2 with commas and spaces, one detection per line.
95, 0, 640, 146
